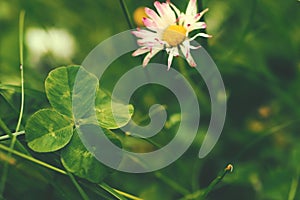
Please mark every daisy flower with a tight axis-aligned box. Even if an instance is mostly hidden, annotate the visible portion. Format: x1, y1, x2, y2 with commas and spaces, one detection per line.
132, 0, 211, 70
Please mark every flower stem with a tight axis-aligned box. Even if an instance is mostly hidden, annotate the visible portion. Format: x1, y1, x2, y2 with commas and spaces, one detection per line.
180, 164, 233, 200
119, 0, 134, 29
201, 164, 233, 198
177, 58, 210, 111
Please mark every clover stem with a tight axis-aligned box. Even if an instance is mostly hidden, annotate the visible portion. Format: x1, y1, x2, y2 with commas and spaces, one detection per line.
15, 10, 25, 133
0, 11, 26, 196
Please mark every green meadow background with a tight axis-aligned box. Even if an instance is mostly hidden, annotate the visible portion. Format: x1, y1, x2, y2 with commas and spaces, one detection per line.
0, 0, 299, 199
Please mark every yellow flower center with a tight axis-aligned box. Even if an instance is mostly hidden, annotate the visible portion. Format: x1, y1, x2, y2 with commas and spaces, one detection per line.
162, 25, 187, 47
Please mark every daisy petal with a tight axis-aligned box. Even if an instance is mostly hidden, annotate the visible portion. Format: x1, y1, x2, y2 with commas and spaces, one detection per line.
166, 47, 179, 70
142, 17, 158, 31
137, 37, 164, 49
186, 53, 197, 67
185, 0, 197, 16
180, 41, 197, 67
154, 1, 176, 25
190, 44, 201, 49
199, 8, 209, 17
193, 22, 207, 30
189, 32, 212, 41
169, 3, 186, 26
169, 2, 181, 18
132, 47, 150, 56
131, 29, 156, 39
167, 53, 174, 70
145, 7, 164, 27
143, 48, 161, 67
194, 8, 209, 21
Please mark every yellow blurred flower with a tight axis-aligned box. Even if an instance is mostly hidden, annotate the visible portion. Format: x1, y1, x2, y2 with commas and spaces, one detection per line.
133, 7, 147, 27
247, 120, 264, 132
258, 106, 271, 118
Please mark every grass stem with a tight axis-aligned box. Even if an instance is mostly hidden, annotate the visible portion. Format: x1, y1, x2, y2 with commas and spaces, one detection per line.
288, 168, 299, 200
119, 0, 134, 29
67, 172, 90, 200
0, 143, 67, 175
0, 131, 25, 141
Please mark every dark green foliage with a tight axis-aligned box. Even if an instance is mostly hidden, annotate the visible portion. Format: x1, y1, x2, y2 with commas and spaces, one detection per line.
0, 0, 299, 199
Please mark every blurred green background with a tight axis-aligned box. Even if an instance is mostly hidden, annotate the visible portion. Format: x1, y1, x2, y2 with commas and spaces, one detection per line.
0, 0, 299, 199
